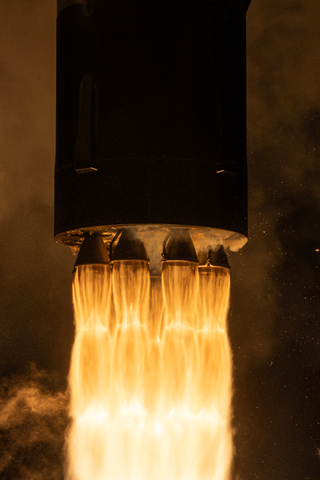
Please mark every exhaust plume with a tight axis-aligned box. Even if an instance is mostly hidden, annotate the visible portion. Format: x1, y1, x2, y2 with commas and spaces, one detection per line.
67, 256, 233, 480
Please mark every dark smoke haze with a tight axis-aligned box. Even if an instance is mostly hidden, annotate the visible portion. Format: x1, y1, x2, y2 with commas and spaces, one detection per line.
0, 364, 68, 480
0, 0, 319, 479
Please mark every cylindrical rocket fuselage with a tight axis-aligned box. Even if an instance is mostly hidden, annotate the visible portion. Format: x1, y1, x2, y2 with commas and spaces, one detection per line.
55, 0, 250, 244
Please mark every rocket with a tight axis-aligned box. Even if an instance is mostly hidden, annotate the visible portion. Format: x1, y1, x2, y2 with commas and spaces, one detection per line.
55, 0, 251, 263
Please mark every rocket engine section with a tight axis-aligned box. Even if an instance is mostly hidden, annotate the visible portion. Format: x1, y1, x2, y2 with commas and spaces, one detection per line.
55, 0, 250, 249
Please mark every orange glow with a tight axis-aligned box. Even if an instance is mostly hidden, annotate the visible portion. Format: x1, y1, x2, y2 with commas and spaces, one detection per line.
67, 261, 233, 480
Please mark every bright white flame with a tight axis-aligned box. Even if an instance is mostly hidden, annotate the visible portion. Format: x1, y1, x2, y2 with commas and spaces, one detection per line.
67, 262, 233, 480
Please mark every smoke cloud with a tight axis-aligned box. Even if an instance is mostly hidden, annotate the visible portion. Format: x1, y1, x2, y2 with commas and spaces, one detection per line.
230, 0, 320, 371
230, 2, 320, 477
0, 364, 68, 480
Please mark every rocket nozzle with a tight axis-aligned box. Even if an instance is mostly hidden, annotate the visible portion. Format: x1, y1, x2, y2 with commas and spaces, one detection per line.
111, 228, 149, 263
198, 245, 230, 274
73, 233, 111, 270
162, 229, 198, 266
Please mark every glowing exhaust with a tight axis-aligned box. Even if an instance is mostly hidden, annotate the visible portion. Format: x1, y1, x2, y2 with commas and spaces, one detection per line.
66, 230, 233, 480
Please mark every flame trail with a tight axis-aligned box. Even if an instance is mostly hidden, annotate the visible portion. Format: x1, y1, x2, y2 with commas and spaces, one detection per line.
67, 261, 233, 480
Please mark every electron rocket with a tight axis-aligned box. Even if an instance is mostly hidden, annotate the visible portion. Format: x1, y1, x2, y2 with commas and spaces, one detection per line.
55, 0, 251, 264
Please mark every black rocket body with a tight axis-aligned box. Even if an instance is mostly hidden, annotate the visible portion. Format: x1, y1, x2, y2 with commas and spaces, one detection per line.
55, 0, 250, 247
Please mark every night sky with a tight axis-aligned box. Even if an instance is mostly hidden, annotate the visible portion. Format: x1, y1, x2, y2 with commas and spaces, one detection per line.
0, 1, 320, 479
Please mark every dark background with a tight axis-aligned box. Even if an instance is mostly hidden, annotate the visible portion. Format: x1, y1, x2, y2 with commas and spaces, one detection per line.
0, 1, 319, 479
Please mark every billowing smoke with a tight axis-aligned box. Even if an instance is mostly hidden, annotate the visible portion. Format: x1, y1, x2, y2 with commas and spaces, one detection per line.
0, 364, 68, 480
230, 2, 320, 478
230, 0, 320, 370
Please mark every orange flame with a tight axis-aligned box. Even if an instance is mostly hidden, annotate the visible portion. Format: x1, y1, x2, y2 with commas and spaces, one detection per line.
67, 261, 233, 480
